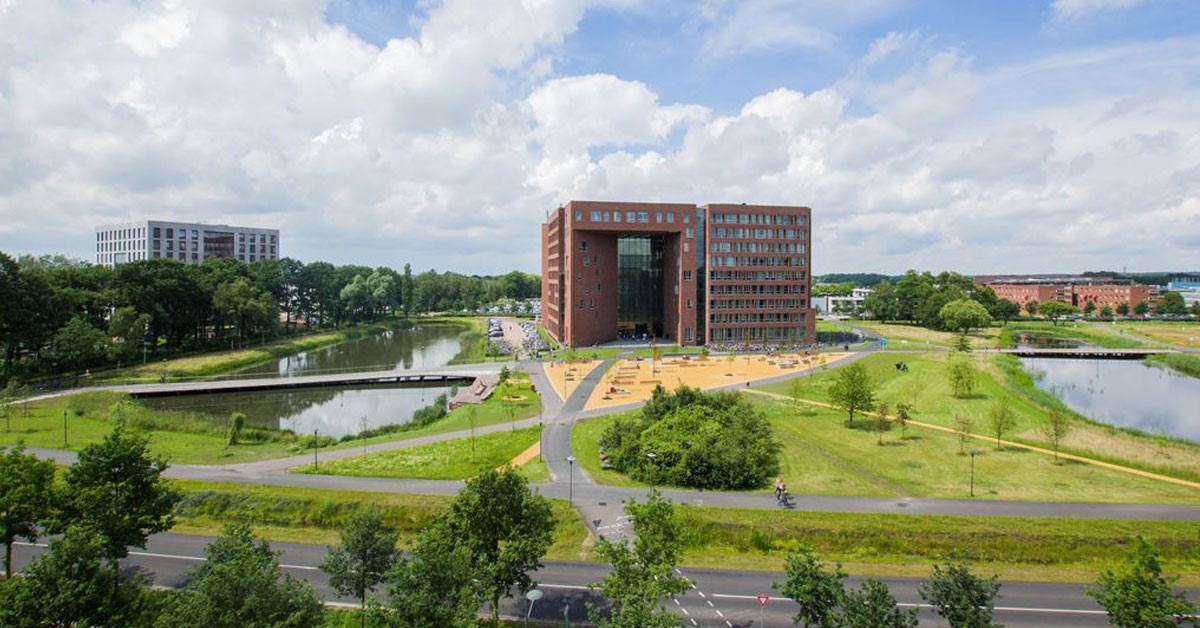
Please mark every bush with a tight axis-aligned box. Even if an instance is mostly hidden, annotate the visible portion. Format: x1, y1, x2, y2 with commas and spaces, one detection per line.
598, 385, 780, 490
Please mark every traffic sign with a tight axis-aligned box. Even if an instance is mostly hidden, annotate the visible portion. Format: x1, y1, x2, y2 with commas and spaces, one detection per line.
757, 592, 770, 608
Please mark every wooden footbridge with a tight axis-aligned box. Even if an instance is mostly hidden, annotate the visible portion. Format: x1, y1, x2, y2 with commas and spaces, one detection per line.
112, 367, 493, 398
999, 348, 1173, 360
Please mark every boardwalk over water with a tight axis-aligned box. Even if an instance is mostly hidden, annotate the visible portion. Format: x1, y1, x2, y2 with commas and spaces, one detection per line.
113, 367, 494, 398
999, 347, 1173, 359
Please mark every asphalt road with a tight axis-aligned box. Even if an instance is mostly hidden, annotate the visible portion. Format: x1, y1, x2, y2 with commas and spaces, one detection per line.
14, 532, 1180, 627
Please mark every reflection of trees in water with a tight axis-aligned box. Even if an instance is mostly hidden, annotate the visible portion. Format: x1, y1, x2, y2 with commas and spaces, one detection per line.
236, 325, 463, 377
149, 388, 339, 431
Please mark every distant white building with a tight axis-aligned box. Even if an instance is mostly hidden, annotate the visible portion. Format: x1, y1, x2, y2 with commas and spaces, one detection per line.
815, 287, 873, 316
1167, 278, 1200, 308
94, 220, 279, 267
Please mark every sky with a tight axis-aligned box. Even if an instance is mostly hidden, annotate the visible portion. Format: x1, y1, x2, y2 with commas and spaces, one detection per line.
1, 0, 1198, 276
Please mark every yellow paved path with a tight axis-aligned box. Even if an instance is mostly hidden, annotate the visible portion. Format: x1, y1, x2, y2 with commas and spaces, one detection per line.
584, 352, 853, 411
499, 441, 541, 471
745, 389, 1200, 491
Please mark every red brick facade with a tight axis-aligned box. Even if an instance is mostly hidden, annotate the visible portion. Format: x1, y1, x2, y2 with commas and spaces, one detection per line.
542, 200, 814, 348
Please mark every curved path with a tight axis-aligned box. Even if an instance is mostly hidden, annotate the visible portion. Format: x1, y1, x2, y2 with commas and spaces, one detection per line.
25, 351, 1200, 541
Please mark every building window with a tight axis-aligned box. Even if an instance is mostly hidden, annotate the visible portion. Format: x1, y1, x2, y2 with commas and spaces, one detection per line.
683, 270, 692, 281
683, 242, 689, 253
667, 213, 675, 223
575, 210, 583, 220
637, 212, 648, 223
153, 227, 161, 237
166, 228, 173, 238
685, 227, 694, 238
687, 299, 693, 309
591, 211, 601, 221
656, 212, 663, 222
580, 240, 588, 251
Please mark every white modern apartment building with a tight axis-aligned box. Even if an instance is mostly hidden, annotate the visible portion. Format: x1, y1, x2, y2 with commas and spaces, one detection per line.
94, 220, 280, 267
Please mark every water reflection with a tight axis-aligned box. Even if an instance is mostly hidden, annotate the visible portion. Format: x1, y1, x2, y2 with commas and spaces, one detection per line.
231, 324, 464, 378
1020, 357, 1200, 441
145, 384, 452, 439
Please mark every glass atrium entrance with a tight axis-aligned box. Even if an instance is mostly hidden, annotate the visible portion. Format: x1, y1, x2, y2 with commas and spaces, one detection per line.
616, 235, 665, 340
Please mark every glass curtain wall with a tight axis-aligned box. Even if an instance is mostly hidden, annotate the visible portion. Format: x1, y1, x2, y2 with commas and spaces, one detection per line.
617, 235, 665, 339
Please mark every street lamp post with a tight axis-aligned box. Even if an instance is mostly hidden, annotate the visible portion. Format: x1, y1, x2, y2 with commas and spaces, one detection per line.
968, 449, 979, 497
313, 429, 320, 470
646, 452, 657, 490
566, 456, 576, 505
62, 409, 68, 448
525, 588, 543, 628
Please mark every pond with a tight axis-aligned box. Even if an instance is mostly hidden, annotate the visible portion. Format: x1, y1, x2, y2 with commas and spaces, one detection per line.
1019, 355, 1200, 442
144, 384, 453, 439
148, 323, 470, 438
231, 323, 466, 378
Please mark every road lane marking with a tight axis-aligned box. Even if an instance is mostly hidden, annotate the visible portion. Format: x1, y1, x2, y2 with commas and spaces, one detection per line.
708, 593, 1107, 616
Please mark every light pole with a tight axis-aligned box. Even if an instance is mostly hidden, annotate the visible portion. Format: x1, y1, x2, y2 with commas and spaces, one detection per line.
646, 451, 657, 490
525, 588, 543, 628
62, 409, 68, 448
313, 429, 319, 470
566, 456, 575, 505
968, 449, 979, 497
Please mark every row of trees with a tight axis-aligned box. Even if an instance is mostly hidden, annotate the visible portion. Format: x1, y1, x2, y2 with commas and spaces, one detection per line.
0, 251, 539, 380
862, 270, 1017, 330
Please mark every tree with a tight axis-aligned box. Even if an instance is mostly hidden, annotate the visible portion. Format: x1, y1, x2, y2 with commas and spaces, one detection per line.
828, 364, 876, 427
0, 445, 56, 577
320, 509, 400, 624
862, 279, 898, 321
954, 414, 975, 454
841, 579, 919, 628
774, 545, 847, 628
989, 299, 1021, 325
894, 403, 913, 439
1083, 300, 1097, 316
1040, 408, 1073, 462
442, 467, 555, 626
590, 491, 691, 628
1024, 299, 1039, 316
873, 401, 889, 445
987, 402, 1017, 450
1116, 302, 1130, 317
1134, 300, 1150, 317
1087, 536, 1196, 627
53, 425, 181, 578
376, 522, 478, 628
1155, 291, 1187, 316
1, 526, 147, 627
213, 277, 277, 345
155, 523, 324, 628
919, 552, 1001, 627
1100, 305, 1114, 318
49, 316, 109, 371
107, 306, 151, 365
939, 299, 993, 335
946, 355, 978, 398
789, 378, 807, 415
401, 263, 414, 316
1038, 300, 1079, 326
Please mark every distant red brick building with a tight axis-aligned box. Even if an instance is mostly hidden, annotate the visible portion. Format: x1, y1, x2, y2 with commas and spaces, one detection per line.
977, 277, 1159, 311
542, 201, 814, 347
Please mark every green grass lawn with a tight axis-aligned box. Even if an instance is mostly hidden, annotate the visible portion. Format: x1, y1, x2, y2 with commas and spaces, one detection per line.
1109, 320, 1200, 348
756, 352, 1200, 484
675, 506, 1200, 585
571, 397, 1200, 503
295, 426, 544, 480
170, 480, 592, 562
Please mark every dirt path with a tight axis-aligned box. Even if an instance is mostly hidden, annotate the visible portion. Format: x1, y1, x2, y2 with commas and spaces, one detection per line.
744, 389, 1200, 491
499, 440, 541, 471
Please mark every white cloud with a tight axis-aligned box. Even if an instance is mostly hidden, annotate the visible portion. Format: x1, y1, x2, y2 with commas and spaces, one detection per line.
696, 0, 906, 57
1051, 0, 1160, 22
0, 1, 1198, 276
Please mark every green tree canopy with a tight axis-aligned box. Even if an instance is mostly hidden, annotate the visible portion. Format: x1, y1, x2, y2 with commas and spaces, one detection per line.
443, 467, 555, 626
1087, 536, 1196, 627
375, 521, 478, 628
939, 299, 993, 335
53, 426, 181, 571
320, 508, 400, 622
828, 363, 877, 427
590, 491, 691, 628
0, 445, 56, 577
919, 552, 1001, 627
155, 523, 324, 628
1155, 291, 1187, 316
1037, 300, 1079, 325
598, 385, 781, 490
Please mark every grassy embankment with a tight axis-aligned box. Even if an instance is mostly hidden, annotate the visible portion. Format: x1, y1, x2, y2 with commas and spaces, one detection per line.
295, 426, 549, 482
572, 373, 1200, 502
96, 318, 449, 383
170, 480, 592, 563
167, 480, 1200, 585
1110, 320, 1200, 348
758, 351, 1200, 485
855, 318, 1156, 350
3, 374, 542, 465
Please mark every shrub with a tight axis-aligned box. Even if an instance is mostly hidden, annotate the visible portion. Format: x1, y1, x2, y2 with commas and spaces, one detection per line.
598, 385, 780, 490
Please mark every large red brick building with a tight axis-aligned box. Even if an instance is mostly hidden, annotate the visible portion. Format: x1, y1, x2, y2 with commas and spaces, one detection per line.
976, 277, 1159, 311
542, 201, 814, 347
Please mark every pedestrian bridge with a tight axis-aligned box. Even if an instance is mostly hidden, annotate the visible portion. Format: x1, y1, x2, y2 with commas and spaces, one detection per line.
998, 348, 1172, 360
113, 368, 492, 398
